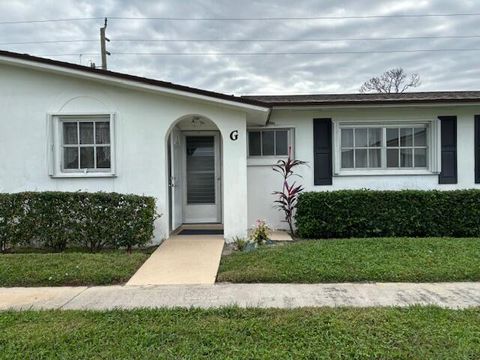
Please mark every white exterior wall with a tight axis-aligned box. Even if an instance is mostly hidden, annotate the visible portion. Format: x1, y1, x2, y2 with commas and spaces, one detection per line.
248, 106, 480, 229
0, 63, 252, 243
4, 60, 480, 239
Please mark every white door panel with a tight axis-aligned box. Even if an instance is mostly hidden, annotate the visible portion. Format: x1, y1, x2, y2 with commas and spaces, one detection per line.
183, 132, 221, 223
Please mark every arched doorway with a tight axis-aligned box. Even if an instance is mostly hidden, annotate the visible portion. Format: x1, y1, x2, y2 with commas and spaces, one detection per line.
167, 115, 223, 233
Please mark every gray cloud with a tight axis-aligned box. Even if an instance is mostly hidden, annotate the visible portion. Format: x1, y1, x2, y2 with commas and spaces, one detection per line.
1, 0, 479, 94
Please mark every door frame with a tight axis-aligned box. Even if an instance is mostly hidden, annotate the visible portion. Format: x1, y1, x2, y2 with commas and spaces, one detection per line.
182, 131, 223, 224
168, 135, 173, 231
168, 126, 185, 233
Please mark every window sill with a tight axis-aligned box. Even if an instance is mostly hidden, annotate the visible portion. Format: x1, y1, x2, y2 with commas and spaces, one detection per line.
247, 157, 288, 167
50, 172, 116, 179
334, 169, 438, 177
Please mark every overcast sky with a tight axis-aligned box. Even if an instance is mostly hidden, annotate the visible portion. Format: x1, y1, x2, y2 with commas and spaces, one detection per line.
1, 0, 479, 95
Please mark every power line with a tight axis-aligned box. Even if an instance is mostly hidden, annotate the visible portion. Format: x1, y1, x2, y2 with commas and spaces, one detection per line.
112, 35, 480, 42
3, 34, 480, 46
2, 12, 480, 25
36, 48, 480, 57
0, 17, 102, 25
0, 40, 97, 45
109, 13, 480, 20
38, 53, 99, 57
109, 48, 480, 55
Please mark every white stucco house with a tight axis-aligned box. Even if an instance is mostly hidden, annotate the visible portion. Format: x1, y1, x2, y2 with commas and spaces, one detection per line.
1, 49, 480, 243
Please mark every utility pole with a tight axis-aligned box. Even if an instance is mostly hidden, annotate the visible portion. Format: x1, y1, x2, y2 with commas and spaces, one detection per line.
100, 17, 110, 70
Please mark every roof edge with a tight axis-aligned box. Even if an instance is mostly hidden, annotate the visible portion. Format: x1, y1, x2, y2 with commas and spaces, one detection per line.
0, 50, 269, 110
243, 91, 480, 107
3, 50, 479, 109
249, 98, 480, 107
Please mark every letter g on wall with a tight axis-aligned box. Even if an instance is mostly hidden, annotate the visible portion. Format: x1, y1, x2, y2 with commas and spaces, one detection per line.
230, 130, 239, 141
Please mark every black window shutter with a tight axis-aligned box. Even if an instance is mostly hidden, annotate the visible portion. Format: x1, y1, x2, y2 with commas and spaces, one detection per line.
475, 115, 480, 183
313, 118, 333, 185
438, 116, 457, 184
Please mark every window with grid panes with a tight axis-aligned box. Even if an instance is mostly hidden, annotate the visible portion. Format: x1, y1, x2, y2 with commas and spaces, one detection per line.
61, 118, 111, 172
340, 126, 427, 169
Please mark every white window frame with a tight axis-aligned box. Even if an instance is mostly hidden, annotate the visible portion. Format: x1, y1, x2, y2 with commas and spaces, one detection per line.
48, 113, 116, 178
247, 127, 294, 157
247, 127, 295, 166
333, 119, 441, 176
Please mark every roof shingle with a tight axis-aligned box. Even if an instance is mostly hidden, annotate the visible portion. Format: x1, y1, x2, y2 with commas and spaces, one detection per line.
243, 91, 480, 106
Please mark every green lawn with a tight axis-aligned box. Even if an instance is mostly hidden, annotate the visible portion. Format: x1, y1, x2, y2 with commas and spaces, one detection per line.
218, 237, 480, 283
0, 248, 153, 287
0, 307, 479, 359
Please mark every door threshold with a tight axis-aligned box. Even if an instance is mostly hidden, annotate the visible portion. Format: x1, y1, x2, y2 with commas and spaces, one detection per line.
172, 223, 224, 235
176, 228, 224, 236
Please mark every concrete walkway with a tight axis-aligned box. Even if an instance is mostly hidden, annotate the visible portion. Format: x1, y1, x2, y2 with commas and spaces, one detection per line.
126, 235, 224, 286
1, 282, 480, 310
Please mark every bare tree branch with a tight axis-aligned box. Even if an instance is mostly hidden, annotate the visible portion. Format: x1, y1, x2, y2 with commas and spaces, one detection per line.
359, 68, 421, 93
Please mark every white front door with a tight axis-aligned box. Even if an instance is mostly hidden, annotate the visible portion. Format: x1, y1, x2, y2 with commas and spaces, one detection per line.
183, 132, 221, 223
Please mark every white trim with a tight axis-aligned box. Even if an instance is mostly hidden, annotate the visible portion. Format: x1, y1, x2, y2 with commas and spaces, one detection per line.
247, 157, 289, 166
49, 172, 116, 178
46, 114, 54, 176
334, 169, 437, 177
335, 119, 434, 127
333, 119, 441, 176
248, 124, 297, 129
0, 55, 270, 113
431, 117, 441, 173
49, 112, 116, 178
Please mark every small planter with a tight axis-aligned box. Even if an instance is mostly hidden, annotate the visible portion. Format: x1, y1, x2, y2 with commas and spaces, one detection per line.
244, 239, 275, 252
243, 242, 257, 253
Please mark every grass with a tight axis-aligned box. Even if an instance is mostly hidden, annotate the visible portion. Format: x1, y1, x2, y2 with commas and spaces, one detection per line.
0, 248, 154, 287
0, 307, 479, 359
218, 237, 480, 283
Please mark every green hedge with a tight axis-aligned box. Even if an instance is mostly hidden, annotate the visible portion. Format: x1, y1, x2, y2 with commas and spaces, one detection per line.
295, 190, 480, 238
0, 192, 158, 252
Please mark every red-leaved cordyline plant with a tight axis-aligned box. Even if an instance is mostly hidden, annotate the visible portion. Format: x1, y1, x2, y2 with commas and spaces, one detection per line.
272, 147, 307, 236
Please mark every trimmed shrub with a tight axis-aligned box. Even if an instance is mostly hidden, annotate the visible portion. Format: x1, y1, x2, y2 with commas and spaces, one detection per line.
0, 192, 158, 252
296, 189, 480, 239
0, 193, 30, 251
